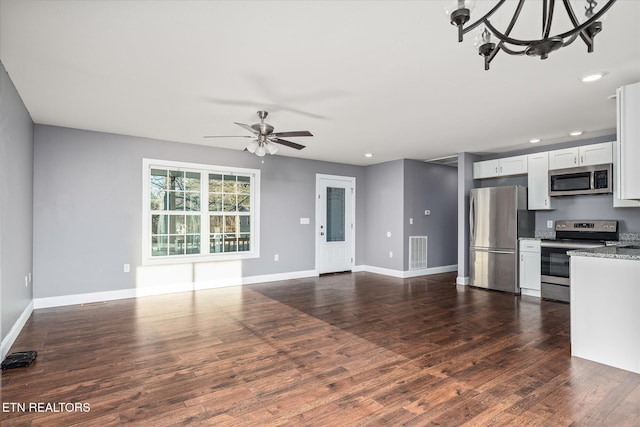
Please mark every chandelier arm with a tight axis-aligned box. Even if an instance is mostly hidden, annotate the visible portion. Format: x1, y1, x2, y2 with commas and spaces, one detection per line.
542, 0, 555, 39
498, 42, 528, 56
482, 0, 615, 47
562, 0, 594, 47
504, 0, 527, 36
561, 31, 581, 48
554, 0, 616, 39
462, 0, 508, 36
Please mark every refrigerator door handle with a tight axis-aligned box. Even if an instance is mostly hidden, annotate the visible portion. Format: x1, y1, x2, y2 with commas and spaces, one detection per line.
469, 192, 475, 244
487, 249, 515, 255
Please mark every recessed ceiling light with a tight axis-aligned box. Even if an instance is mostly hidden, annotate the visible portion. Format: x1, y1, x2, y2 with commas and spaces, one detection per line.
364, 153, 373, 158
529, 138, 541, 143
581, 72, 607, 83
569, 130, 583, 136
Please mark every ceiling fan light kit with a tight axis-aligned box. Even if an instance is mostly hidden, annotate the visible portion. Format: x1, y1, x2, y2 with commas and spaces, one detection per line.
448, 0, 617, 70
204, 110, 312, 158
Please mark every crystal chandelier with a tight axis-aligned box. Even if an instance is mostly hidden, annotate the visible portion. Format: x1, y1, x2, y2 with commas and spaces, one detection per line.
448, 0, 617, 70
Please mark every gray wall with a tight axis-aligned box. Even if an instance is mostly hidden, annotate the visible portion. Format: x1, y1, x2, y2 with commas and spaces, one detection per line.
403, 160, 457, 269
535, 195, 640, 232
364, 160, 405, 270
0, 61, 34, 342
457, 152, 478, 280
33, 125, 367, 299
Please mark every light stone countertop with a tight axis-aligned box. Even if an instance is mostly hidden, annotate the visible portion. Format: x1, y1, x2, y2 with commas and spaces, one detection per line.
568, 245, 640, 261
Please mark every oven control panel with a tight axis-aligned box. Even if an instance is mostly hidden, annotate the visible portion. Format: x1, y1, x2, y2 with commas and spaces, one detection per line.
555, 220, 618, 232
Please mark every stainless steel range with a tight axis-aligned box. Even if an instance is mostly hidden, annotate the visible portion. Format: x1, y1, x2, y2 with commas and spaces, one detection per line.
540, 220, 618, 302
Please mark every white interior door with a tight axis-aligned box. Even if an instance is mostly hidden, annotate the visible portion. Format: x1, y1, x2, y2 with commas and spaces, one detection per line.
316, 175, 355, 274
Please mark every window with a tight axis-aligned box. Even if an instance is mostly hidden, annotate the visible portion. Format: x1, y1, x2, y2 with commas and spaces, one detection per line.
143, 159, 260, 263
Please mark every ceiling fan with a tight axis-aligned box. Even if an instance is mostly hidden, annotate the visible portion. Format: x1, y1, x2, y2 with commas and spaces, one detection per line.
204, 110, 313, 157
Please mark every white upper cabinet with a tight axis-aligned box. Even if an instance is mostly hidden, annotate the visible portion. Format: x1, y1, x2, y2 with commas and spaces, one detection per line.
527, 152, 552, 210
473, 155, 527, 179
617, 82, 640, 200
549, 142, 612, 170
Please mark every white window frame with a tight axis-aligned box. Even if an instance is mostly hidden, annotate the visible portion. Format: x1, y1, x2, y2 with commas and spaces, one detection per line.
142, 158, 260, 265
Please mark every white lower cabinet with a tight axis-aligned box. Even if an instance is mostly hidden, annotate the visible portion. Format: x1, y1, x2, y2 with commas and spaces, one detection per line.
519, 240, 541, 297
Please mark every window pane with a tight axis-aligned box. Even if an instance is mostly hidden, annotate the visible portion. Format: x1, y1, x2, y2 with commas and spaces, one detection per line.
151, 169, 167, 191
210, 234, 223, 253
169, 170, 183, 190
326, 187, 345, 242
238, 234, 250, 252
169, 236, 185, 255
209, 174, 223, 193
150, 190, 166, 211
167, 192, 184, 211
169, 215, 185, 234
223, 194, 237, 212
152, 236, 168, 256
239, 215, 250, 233
224, 234, 237, 252
152, 214, 168, 235
210, 215, 223, 233
237, 176, 250, 194
186, 215, 200, 234
186, 235, 200, 254
224, 216, 237, 233
184, 172, 200, 191
209, 194, 223, 212
223, 175, 237, 193
185, 192, 200, 211
237, 194, 250, 212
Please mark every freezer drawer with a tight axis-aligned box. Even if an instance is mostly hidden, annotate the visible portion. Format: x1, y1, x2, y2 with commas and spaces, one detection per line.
470, 248, 519, 294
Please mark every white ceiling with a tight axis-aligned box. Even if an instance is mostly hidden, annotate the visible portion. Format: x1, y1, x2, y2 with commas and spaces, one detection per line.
1, 1, 639, 166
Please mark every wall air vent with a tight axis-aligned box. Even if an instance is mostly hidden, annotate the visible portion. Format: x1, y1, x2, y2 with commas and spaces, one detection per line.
409, 236, 427, 270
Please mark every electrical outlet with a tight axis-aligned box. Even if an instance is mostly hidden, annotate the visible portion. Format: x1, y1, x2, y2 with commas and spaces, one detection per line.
409, 218, 413, 225
274, 254, 279, 261
389, 251, 393, 258
124, 264, 130, 273
25, 275, 28, 288
547, 220, 553, 229
425, 210, 431, 215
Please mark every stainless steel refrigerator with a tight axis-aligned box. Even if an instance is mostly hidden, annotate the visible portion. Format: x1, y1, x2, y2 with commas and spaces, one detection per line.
469, 185, 534, 293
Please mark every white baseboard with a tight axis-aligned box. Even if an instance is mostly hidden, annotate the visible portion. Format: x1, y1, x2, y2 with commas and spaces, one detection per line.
360, 264, 457, 279
33, 269, 319, 309
456, 276, 470, 285
521, 289, 541, 298
1, 300, 34, 360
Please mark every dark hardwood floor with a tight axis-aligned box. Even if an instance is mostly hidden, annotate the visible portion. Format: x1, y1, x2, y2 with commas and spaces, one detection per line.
2, 272, 639, 426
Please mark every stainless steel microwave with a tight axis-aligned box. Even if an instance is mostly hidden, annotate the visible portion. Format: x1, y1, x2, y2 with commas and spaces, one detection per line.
549, 163, 612, 196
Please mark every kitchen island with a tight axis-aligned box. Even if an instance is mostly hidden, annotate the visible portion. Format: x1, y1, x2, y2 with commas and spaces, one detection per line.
568, 245, 640, 374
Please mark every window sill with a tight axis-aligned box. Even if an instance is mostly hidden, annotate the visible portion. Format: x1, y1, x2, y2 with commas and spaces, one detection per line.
142, 251, 259, 266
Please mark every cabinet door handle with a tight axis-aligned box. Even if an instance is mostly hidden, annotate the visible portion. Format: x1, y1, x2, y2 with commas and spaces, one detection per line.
581, 156, 584, 164
574, 156, 577, 164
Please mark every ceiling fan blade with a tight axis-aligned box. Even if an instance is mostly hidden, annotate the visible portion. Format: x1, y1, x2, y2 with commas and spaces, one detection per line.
272, 131, 313, 138
270, 138, 305, 150
203, 135, 253, 138
234, 122, 259, 135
